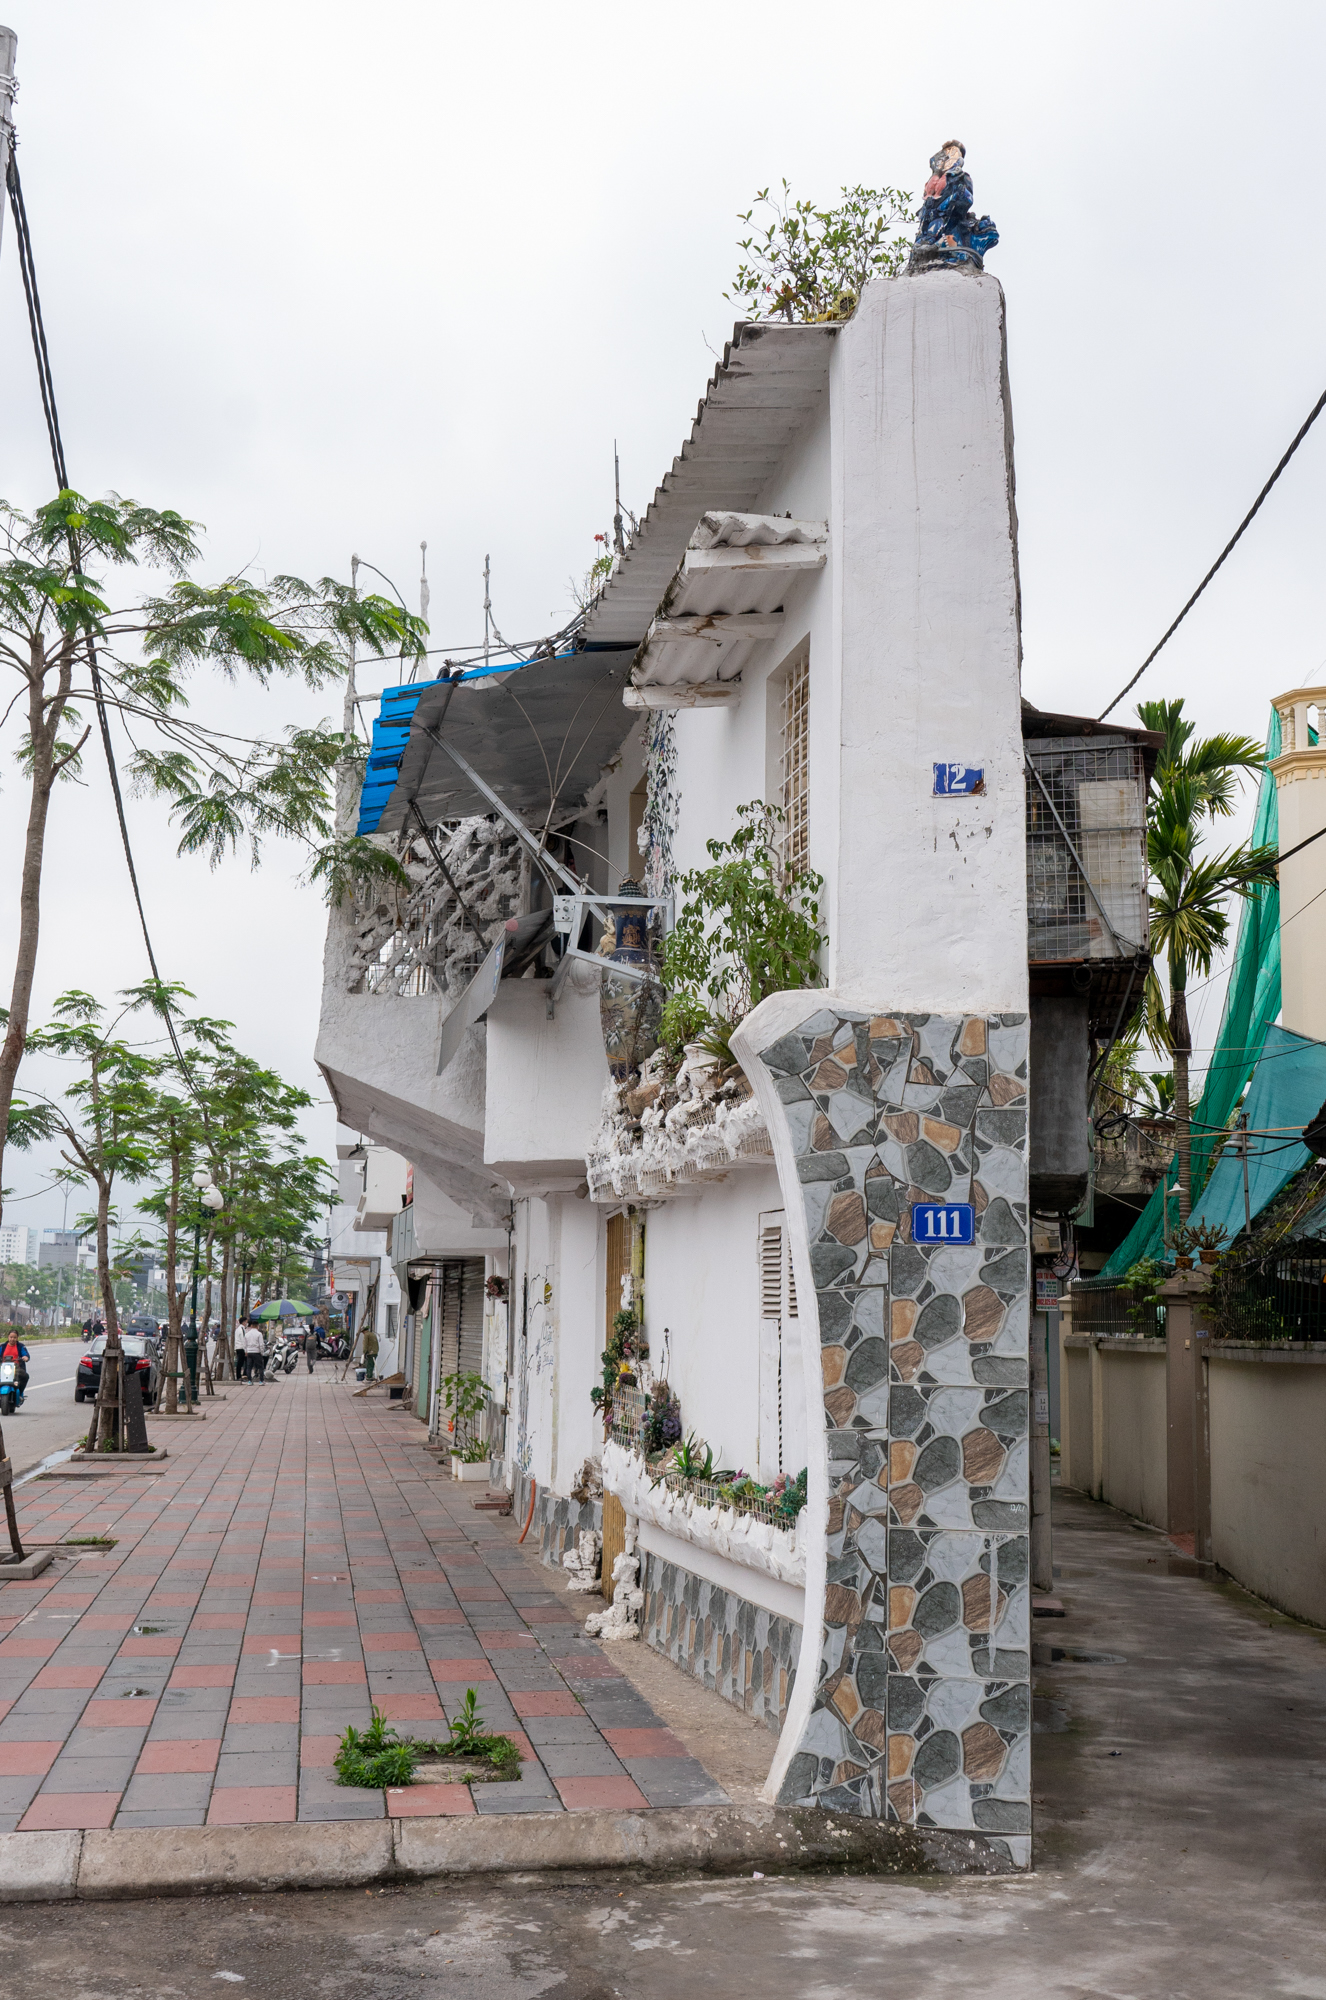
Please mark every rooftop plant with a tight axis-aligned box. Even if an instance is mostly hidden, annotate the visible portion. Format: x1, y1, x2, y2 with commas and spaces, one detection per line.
727, 181, 914, 323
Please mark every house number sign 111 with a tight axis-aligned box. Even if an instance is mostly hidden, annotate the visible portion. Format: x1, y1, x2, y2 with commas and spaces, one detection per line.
911, 1202, 975, 1244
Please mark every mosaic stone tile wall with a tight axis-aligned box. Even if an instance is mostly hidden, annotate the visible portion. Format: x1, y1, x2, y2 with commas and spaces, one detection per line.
641, 1551, 801, 1738
513, 1472, 600, 1571
753, 1006, 1031, 1859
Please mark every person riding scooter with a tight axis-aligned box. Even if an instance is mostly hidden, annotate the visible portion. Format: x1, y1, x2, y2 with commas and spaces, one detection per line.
1, 1332, 30, 1408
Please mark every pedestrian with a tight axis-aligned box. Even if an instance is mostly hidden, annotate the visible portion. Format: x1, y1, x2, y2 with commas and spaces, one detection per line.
245, 1320, 267, 1383
305, 1317, 319, 1373
363, 1322, 378, 1382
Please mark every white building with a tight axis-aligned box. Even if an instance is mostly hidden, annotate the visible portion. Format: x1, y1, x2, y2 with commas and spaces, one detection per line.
0, 1224, 37, 1266
317, 270, 1155, 1864
329, 1138, 405, 1373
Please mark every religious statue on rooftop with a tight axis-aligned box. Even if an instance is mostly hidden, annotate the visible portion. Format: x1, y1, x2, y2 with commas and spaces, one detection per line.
907, 140, 999, 274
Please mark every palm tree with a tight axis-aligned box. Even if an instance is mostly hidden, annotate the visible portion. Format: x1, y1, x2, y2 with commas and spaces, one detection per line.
1137, 699, 1277, 1219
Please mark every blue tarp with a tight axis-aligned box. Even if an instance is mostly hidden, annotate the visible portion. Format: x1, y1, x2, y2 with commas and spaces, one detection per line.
1184, 1024, 1326, 1248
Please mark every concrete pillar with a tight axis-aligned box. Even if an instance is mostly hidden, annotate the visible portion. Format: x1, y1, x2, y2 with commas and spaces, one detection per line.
1269, 687, 1326, 1041
735, 270, 1030, 1867
1161, 1270, 1213, 1561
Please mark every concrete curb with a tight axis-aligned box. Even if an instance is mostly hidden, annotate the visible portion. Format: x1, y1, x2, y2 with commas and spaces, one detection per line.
0, 1807, 1015, 1904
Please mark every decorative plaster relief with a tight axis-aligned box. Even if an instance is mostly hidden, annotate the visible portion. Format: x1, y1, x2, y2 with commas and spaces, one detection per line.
602, 1439, 806, 1586
735, 1000, 1031, 1865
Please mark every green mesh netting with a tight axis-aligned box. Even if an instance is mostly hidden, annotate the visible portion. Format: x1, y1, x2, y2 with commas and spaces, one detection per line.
1101, 706, 1282, 1275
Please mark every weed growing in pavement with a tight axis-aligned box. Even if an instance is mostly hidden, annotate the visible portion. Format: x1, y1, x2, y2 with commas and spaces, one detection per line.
334, 1694, 522, 1788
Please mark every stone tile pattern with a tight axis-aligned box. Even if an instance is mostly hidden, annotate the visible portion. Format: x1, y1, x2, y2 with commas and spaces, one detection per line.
0, 1379, 725, 1830
641, 1552, 800, 1738
757, 1008, 1031, 1841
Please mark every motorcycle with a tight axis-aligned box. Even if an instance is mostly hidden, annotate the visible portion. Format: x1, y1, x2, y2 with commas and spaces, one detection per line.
269, 1335, 299, 1376
0, 1356, 23, 1415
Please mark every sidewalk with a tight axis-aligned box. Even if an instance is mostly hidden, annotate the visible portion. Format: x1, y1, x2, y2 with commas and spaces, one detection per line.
0, 1372, 726, 1833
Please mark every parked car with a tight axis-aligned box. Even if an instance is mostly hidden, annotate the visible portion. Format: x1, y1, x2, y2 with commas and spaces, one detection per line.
75, 1334, 161, 1406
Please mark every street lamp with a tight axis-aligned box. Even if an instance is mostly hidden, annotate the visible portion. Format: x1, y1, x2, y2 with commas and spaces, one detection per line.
186, 1170, 224, 1399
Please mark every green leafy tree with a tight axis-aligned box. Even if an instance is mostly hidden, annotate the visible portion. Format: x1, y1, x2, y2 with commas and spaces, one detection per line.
1136, 698, 1277, 1219
24, 992, 161, 1444
727, 181, 914, 322
0, 490, 425, 1226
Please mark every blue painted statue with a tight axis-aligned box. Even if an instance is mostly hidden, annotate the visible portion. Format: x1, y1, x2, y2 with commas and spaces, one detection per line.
908, 139, 998, 273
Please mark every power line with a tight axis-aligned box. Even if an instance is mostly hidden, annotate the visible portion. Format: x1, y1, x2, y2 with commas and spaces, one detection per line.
5, 143, 195, 1088
1100, 383, 1326, 719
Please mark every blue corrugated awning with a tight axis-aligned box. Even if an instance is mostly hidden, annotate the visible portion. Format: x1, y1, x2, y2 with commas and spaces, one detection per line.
355, 646, 637, 837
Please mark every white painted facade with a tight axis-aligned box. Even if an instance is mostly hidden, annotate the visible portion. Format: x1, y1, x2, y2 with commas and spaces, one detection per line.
1270, 685, 1326, 1042
316, 269, 1030, 1847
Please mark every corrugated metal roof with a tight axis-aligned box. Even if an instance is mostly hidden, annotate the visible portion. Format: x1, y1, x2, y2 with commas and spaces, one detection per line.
580, 320, 838, 649
356, 319, 837, 837
627, 512, 827, 696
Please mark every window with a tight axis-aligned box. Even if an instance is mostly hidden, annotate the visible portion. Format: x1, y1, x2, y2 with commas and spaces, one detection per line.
757, 1211, 803, 1480
776, 647, 810, 882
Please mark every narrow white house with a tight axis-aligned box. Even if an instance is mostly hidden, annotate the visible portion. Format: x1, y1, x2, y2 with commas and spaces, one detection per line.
316, 267, 1151, 1866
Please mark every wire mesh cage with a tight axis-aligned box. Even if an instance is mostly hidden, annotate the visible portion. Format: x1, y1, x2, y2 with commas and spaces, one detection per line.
1025, 737, 1149, 965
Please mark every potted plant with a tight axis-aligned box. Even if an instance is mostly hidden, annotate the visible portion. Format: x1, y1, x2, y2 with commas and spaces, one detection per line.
442, 1369, 491, 1480
1189, 1221, 1229, 1267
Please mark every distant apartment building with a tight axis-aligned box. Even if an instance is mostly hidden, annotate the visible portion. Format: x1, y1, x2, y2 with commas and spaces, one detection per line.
0, 1224, 37, 1266
38, 1229, 95, 1271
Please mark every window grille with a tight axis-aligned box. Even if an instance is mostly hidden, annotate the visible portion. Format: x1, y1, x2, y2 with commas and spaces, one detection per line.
778, 651, 810, 882
758, 1215, 800, 1478
1025, 737, 1148, 965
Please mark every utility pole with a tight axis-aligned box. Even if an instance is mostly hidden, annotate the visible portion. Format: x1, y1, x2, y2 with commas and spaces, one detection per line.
482, 555, 492, 672
342, 553, 360, 748
0, 27, 17, 266
1236, 1112, 1252, 1236
613, 442, 625, 556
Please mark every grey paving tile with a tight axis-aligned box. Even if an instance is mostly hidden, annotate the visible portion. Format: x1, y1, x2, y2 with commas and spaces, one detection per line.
8, 1689, 92, 1717
472, 1783, 562, 1814
120, 1772, 215, 1812
43, 1756, 139, 1792
62, 1724, 151, 1757
221, 1723, 300, 1754
538, 1744, 628, 1779
0, 1776, 44, 1813
521, 1716, 609, 1747
214, 1749, 298, 1787
622, 1758, 731, 1807
112, 1808, 209, 1827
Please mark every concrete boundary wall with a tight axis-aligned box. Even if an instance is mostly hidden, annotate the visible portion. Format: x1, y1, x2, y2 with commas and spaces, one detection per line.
1208, 1348, 1326, 1627
1062, 1333, 1326, 1626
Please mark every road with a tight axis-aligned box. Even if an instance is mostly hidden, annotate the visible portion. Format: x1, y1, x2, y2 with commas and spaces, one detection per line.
0, 1335, 86, 1479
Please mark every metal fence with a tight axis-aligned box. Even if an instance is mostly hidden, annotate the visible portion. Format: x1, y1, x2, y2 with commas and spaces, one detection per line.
1025, 737, 1149, 965
1070, 1275, 1166, 1339
1211, 1242, 1326, 1342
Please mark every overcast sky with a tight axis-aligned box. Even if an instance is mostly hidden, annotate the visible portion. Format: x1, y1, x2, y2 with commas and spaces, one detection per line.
2, 1, 1322, 1233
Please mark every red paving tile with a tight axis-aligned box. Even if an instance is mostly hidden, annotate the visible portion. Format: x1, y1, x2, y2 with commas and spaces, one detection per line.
427, 1658, 497, 1681
84, 1698, 157, 1727
355, 1590, 403, 1604
120, 1635, 181, 1657
475, 1630, 537, 1649
193, 1613, 247, 1630
374, 1693, 444, 1722
497, 1729, 535, 1759
31, 1662, 104, 1689
137, 1738, 221, 1774
510, 1690, 582, 1718
362, 1630, 424, 1652
207, 1785, 298, 1825
0, 1635, 60, 1658
169, 1663, 235, 1688
83, 1616, 135, 1632
20, 1791, 121, 1830
412, 1608, 465, 1625
303, 1610, 357, 1627
302, 1661, 366, 1685
242, 1632, 301, 1654
0, 1741, 62, 1776
228, 1696, 300, 1724
299, 1734, 343, 1767
386, 1783, 476, 1817
554, 1775, 648, 1811
149, 1593, 199, 1607
254, 1592, 302, 1606
600, 1727, 688, 1758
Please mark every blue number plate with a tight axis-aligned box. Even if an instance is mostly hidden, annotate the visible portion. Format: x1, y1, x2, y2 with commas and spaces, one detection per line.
933, 763, 985, 796
911, 1202, 975, 1245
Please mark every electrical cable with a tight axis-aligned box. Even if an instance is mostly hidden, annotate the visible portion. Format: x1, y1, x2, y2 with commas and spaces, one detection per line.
1100, 383, 1326, 719
5, 145, 196, 1089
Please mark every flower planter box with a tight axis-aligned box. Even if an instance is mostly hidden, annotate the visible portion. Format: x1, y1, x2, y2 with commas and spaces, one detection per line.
451, 1458, 489, 1482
